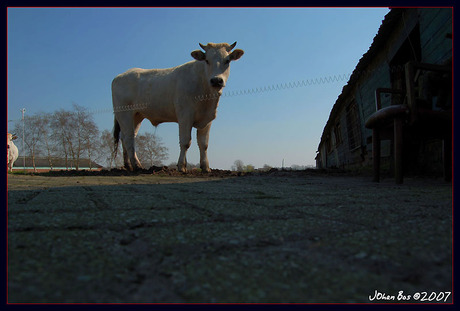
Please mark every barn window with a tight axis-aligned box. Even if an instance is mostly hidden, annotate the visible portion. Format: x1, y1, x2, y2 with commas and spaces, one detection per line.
346, 101, 361, 151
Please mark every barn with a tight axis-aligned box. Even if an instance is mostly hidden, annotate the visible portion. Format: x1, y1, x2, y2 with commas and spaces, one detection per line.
316, 8, 452, 182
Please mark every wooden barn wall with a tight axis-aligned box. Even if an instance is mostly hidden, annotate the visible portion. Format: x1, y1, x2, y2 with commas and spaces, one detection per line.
355, 61, 392, 161
317, 8, 452, 173
325, 149, 336, 168
416, 8, 452, 174
335, 115, 347, 167
419, 8, 453, 64
322, 55, 392, 169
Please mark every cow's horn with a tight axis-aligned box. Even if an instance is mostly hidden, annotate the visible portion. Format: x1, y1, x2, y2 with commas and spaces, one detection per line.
199, 43, 207, 51
227, 41, 237, 51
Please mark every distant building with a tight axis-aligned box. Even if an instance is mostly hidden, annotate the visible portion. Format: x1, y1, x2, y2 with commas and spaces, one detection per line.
12, 156, 103, 172
316, 8, 452, 179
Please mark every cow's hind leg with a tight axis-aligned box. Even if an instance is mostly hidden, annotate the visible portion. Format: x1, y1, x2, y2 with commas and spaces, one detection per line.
197, 123, 211, 173
120, 131, 143, 171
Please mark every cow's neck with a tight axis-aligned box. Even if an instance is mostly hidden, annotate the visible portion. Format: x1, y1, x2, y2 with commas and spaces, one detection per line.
193, 61, 222, 103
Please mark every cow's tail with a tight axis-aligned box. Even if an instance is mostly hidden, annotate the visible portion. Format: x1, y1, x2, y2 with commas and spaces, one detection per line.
113, 116, 121, 162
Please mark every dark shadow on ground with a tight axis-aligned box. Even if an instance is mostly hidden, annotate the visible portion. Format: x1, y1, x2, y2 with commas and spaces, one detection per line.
7, 173, 452, 303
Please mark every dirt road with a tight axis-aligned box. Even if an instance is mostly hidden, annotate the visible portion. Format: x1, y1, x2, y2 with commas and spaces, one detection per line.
7, 171, 453, 303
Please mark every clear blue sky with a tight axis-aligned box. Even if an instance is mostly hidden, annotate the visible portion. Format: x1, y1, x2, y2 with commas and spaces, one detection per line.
7, 7, 389, 170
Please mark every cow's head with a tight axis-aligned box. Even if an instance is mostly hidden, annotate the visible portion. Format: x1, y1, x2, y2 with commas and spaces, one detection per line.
7, 133, 17, 142
191, 42, 244, 94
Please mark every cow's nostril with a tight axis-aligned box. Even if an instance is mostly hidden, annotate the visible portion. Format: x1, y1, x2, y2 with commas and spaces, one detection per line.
210, 77, 224, 87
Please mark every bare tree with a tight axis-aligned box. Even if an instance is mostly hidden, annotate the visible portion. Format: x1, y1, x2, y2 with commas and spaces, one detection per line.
11, 107, 105, 170
100, 129, 123, 168
73, 104, 85, 170
232, 159, 245, 172
135, 132, 168, 168
73, 104, 99, 170
49, 105, 99, 170
51, 109, 75, 169
37, 113, 55, 169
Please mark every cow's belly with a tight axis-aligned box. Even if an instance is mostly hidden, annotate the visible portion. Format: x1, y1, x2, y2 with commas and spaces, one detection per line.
142, 105, 178, 126
143, 108, 216, 129
135, 81, 179, 125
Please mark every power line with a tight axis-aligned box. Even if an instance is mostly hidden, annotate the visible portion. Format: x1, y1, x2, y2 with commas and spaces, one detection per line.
7, 65, 407, 121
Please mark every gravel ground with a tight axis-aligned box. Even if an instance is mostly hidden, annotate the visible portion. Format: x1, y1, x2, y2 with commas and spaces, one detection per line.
7, 170, 453, 303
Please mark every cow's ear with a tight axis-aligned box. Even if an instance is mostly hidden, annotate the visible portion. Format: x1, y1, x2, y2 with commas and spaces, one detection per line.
12, 135, 18, 140
229, 49, 244, 61
191, 50, 206, 61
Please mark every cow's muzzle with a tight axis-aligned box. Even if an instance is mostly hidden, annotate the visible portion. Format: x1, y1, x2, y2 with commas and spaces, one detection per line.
210, 77, 225, 88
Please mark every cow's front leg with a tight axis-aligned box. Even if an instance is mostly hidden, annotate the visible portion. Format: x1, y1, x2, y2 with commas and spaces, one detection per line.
177, 122, 192, 173
197, 123, 212, 173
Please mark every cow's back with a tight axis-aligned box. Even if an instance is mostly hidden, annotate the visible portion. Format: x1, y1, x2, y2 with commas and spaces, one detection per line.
112, 62, 204, 124
112, 67, 182, 106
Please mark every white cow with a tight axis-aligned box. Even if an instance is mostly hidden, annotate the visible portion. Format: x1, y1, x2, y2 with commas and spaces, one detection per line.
7, 133, 19, 172
112, 42, 244, 172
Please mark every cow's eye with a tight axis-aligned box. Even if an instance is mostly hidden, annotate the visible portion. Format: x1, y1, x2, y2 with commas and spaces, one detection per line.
224, 59, 230, 65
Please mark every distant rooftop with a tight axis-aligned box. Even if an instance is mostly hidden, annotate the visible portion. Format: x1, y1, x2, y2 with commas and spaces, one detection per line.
13, 156, 103, 169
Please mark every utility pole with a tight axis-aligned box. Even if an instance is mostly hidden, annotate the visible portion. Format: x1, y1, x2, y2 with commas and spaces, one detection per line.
20, 108, 26, 171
